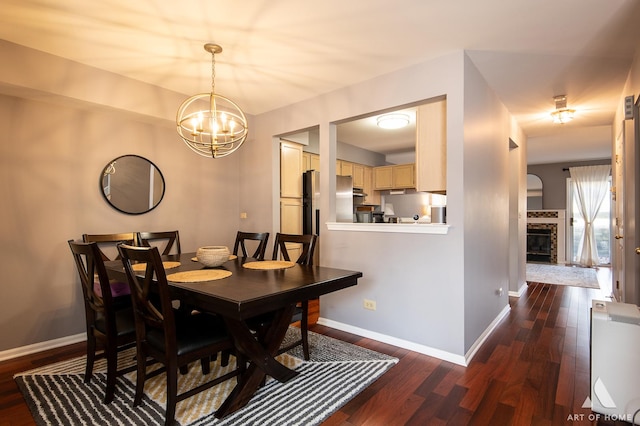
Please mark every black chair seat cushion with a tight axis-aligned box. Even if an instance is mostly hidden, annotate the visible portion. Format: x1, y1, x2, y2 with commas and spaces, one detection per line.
111, 294, 133, 311
95, 307, 135, 337
146, 313, 229, 356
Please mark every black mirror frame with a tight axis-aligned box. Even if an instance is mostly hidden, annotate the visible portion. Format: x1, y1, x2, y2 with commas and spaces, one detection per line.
99, 154, 166, 215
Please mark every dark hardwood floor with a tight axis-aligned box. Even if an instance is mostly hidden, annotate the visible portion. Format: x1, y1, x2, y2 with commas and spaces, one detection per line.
0, 269, 629, 425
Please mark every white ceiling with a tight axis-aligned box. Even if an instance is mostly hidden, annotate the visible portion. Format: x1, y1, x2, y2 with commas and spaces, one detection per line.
2, 0, 639, 164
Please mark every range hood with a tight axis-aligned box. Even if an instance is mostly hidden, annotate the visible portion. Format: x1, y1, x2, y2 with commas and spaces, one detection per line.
353, 188, 367, 197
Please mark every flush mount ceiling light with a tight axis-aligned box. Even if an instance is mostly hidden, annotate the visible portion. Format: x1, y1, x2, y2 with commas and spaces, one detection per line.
176, 43, 248, 158
550, 95, 575, 124
376, 113, 409, 129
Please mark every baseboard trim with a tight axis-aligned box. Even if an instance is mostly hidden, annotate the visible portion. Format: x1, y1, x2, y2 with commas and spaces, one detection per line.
0, 333, 86, 362
318, 305, 511, 368
509, 282, 528, 298
317, 318, 468, 366
463, 304, 511, 364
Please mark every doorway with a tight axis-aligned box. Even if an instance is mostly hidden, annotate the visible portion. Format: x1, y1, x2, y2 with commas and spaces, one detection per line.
567, 176, 612, 266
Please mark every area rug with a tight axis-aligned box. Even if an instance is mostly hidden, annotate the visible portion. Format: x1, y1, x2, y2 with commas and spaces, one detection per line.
14, 328, 398, 426
526, 263, 600, 289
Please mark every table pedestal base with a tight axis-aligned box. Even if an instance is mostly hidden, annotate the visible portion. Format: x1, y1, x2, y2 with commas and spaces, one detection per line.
216, 305, 298, 418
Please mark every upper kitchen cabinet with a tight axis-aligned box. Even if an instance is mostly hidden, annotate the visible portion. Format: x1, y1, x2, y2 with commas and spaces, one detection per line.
281, 140, 303, 198
303, 152, 320, 172
352, 163, 365, 188
362, 166, 380, 204
415, 98, 446, 194
373, 163, 415, 190
336, 160, 353, 178
338, 160, 365, 188
373, 166, 393, 189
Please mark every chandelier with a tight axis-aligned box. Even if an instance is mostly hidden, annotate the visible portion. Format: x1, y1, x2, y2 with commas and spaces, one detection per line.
550, 95, 575, 124
176, 43, 248, 158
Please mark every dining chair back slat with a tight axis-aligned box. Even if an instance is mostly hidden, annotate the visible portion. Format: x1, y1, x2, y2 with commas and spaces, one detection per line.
272, 233, 318, 265
233, 231, 270, 260
137, 231, 181, 256
82, 233, 136, 261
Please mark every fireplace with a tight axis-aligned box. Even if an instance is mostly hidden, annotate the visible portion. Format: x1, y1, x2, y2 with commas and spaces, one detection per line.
526, 210, 563, 264
527, 228, 552, 263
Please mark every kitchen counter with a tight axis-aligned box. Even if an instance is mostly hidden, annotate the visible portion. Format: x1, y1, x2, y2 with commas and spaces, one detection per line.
326, 222, 449, 234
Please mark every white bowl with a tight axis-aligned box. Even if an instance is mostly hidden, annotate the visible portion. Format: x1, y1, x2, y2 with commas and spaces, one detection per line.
196, 246, 230, 267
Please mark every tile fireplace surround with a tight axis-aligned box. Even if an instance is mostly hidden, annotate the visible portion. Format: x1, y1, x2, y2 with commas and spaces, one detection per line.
527, 210, 566, 264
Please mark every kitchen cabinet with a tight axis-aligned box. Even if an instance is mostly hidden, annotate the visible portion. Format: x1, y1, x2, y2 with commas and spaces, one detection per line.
337, 160, 364, 189
416, 98, 446, 193
337, 160, 353, 178
303, 152, 320, 172
280, 140, 303, 258
373, 166, 393, 189
393, 164, 415, 188
280, 141, 303, 198
352, 163, 365, 188
373, 163, 415, 190
282, 143, 317, 325
279, 197, 303, 260
363, 166, 380, 204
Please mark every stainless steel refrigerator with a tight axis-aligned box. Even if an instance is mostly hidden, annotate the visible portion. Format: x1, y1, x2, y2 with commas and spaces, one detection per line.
303, 170, 353, 235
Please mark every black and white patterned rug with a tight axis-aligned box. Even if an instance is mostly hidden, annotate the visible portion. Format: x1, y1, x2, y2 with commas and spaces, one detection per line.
15, 328, 398, 426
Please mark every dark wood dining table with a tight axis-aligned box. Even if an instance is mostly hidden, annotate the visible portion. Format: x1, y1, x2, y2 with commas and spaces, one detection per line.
104, 252, 362, 418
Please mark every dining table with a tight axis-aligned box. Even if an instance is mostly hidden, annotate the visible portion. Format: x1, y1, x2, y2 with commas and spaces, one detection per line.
104, 251, 362, 418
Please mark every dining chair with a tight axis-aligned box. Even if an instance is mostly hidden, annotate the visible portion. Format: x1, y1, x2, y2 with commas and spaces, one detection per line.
82, 232, 136, 261
272, 233, 318, 360
67, 240, 137, 404
138, 230, 195, 325
82, 233, 136, 301
272, 232, 318, 266
246, 233, 318, 361
137, 230, 181, 255
232, 231, 270, 260
117, 243, 244, 426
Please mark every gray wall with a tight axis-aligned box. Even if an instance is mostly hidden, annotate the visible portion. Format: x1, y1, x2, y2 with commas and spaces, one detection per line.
254, 51, 522, 359
0, 93, 246, 351
527, 159, 611, 210
1, 41, 526, 364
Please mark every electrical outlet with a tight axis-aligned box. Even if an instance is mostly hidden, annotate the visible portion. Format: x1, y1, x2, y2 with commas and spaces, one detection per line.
363, 299, 376, 311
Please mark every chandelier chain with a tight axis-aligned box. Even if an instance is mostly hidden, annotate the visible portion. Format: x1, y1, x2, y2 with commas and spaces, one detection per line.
210, 50, 216, 94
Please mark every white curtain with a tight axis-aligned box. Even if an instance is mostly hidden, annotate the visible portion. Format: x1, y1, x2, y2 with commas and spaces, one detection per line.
569, 165, 611, 267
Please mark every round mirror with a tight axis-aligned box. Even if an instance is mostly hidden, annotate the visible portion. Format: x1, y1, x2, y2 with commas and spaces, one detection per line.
100, 155, 165, 215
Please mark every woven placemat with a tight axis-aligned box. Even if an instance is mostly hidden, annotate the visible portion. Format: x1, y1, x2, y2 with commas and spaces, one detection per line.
243, 260, 296, 270
132, 261, 181, 272
190, 254, 237, 262
166, 269, 232, 282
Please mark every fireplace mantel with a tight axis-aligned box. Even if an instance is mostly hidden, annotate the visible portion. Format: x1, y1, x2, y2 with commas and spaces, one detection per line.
527, 210, 566, 264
